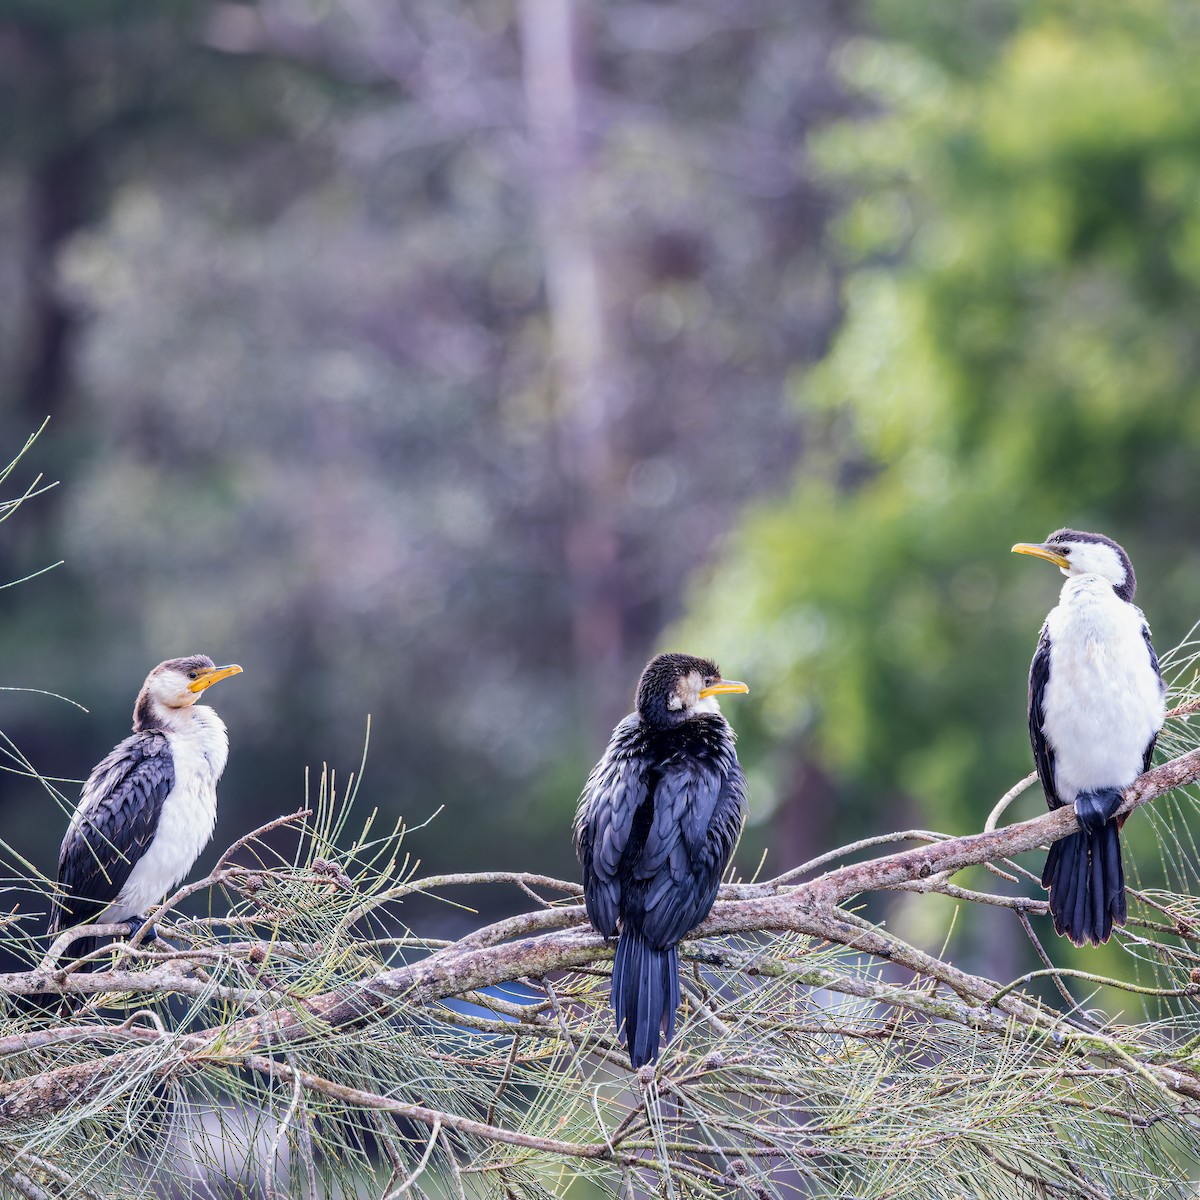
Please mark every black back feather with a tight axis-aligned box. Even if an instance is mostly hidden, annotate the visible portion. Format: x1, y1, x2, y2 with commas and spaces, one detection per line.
51, 731, 175, 937
1028, 624, 1060, 810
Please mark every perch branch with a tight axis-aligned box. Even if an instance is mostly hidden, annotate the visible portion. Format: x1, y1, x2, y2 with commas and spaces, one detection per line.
2, 747, 1199, 1129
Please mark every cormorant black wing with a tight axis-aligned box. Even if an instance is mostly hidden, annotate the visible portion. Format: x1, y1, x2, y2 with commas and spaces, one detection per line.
1141, 621, 1164, 773
574, 715, 650, 938
638, 746, 747, 949
1028, 623, 1060, 810
51, 731, 175, 934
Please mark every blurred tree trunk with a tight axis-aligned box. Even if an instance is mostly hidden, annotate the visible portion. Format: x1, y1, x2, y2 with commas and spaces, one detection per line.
776, 757, 838, 871
0, 20, 103, 603
518, 0, 626, 727
9, 21, 95, 425
18, 141, 91, 424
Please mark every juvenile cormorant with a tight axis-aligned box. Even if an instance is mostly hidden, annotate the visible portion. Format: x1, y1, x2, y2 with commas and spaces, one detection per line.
574, 652, 748, 1067
49, 656, 243, 961
1013, 531, 1164, 945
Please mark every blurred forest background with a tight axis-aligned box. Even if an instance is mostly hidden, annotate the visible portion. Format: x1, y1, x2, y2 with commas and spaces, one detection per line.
2, 0, 1199, 974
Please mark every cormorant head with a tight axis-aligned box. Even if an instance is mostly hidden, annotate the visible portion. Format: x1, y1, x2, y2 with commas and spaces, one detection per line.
135, 655, 243, 730
635, 652, 748, 728
1011, 529, 1136, 602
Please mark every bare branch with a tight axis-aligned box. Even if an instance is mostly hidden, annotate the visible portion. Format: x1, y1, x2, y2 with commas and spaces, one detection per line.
2, 745, 1199, 1139
240, 1054, 632, 1164
798, 747, 1200, 907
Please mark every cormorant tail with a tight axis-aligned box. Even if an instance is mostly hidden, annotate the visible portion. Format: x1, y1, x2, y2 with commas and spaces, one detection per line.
612, 930, 680, 1068
1043, 798, 1126, 946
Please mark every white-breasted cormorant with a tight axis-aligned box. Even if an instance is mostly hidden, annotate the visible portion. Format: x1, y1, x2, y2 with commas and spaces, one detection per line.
49, 656, 243, 960
574, 652, 748, 1067
1013, 530, 1164, 945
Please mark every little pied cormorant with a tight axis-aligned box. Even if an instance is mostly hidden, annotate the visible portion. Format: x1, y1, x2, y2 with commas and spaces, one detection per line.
574, 652, 749, 1068
49, 656, 243, 960
1013, 530, 1164, 946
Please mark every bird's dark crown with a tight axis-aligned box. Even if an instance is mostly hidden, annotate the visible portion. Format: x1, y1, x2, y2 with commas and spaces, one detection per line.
1044, 528, 1136, 602
151, 655, 217, 678
636, 652, 722, 727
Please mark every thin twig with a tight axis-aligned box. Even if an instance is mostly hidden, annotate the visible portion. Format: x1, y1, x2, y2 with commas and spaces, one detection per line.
383, 1116, 441, 1198
4, 747, 1200, 1134
1016, 908, 1090, 1019
985, 771, 1038, 831
237, 1054, 634, 1163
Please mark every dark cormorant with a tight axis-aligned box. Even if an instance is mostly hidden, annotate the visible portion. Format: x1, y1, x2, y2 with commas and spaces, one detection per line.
1013, 530, 1164, 945
574, 652, 748, 1067
49, 656, 243, 960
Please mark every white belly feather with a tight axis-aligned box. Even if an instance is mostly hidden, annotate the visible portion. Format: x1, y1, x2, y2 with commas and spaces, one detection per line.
101, 708, 229, 923
1041, 577, 1164, 805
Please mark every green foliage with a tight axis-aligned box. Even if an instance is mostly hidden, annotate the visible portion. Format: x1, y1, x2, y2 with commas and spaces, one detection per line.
683, 0, 1200, 842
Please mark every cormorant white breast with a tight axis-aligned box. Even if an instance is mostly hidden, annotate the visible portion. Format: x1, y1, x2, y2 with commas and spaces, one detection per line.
50, 656, 243, 958
574, 652, 748, 1067
1013, 530, 1164, 945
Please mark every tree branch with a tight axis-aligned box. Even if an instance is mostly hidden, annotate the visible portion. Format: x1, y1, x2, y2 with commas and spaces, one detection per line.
793, 747, 1200, 907
2, 746, 1199, 1130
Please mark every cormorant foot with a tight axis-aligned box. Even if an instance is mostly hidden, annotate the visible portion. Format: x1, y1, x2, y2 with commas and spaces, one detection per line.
124, 916, 158, 943
1074, 788, 1123, 834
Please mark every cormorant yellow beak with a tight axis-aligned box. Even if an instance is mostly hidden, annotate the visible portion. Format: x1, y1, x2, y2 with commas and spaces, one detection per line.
699, 679, 749, 699
1011, 542, 1070, 569
188, 664, 244, 693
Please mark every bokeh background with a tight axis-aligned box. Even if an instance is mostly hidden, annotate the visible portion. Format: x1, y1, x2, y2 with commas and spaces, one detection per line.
2, 0, 1200, 975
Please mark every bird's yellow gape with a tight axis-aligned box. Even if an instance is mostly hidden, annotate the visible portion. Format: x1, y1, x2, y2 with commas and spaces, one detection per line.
188, 664, 243, 693
1011, 542, 1070, 569
698, 679, 749, 699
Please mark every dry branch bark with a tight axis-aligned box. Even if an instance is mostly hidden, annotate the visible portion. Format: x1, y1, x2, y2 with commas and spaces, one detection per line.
799, 747, 1200, 906
3, 746, 1200, 1129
